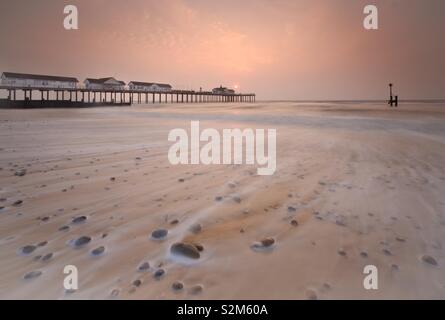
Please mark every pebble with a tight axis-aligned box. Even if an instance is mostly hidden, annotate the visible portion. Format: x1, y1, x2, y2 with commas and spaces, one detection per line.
138, 262, 150, 272
132, 279, 142, 287
288, 206, 296, 213
337, 249, 347, 257
290, 219, 299, 226
421, 255, 438, 266
382, 249, 392, 256
24, 270, 42, 280
91, 246, 105, 256
260, 238, 275, 247
20, 245, 37, 255
151, 229, 168, 240
73, 236, 91, 248
154, 269, 166, 279
37, 241, 48, 247
172, 281, 184, 291
42, 253, 53, 262
72, 216, 87, 224
170, 242, 201, 260
360, 251, 368, 258
13, 200, 23, 206
59, 225, 70, 232
251, 238, 275, 251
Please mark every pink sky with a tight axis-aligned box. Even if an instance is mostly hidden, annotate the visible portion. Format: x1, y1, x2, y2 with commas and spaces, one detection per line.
0, 0, 444, 100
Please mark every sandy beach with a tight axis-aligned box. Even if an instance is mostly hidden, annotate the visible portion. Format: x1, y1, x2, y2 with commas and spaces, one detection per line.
0, 101, 444, 299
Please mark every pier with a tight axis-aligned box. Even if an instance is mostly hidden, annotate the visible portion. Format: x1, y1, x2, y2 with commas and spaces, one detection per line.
0, 86, 256, 108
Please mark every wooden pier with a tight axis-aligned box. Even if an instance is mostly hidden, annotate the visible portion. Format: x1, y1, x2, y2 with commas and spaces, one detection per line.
0, 85, 256, 107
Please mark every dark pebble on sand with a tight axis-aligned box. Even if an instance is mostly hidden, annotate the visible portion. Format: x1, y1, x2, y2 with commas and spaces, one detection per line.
132, 279, 142, 287
37, 241, 48, 247
13, 200, 23, 206
73, 236, 91, 248
338, 249, 347, 257
24, 270, 42, 280
421, 255, 438, 266
72, 216, 87, 224
154, 269, 166, 279
261, 238, 275, 247
290, 219, 299, 226
138, 262, 150, 272
215, 196, 223, 202
20, 245, 37, 255
172, 281, 184, 291
251, 238, 275, 251
171, 242, 201, 259
42, 253, 53, 262
151, 229, 168, 240
91, 246, 105, 256
360, 251, 368, 258
288, 206, 296, 213
382, 249, 392, 256
59, 225, 70, 232
170, 219, 179, 225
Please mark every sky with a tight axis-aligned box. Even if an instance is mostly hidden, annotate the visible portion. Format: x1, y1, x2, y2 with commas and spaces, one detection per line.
0, 0, 444, 100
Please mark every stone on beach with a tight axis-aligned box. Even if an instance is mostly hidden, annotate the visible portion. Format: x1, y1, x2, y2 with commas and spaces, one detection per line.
138, 262, 150, 272
154, 269, 166, 279
23, 270, 42, 280
72, 216, 87, 224
170, 242, 201, 260
151, 229, 168, 240
73, 236, 91, 248
91, 246, 105, 256
172, 281, 184, 291
20, 245, 37, 255
421, 255, 438, 266
251, 237, 276, 251
42, 253, 53, 262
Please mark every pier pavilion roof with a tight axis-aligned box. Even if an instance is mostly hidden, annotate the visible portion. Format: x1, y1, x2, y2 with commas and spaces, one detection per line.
2, 72, 79, 83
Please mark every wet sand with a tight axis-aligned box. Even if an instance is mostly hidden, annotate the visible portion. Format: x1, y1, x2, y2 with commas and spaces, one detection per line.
0, 101, 445, 299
